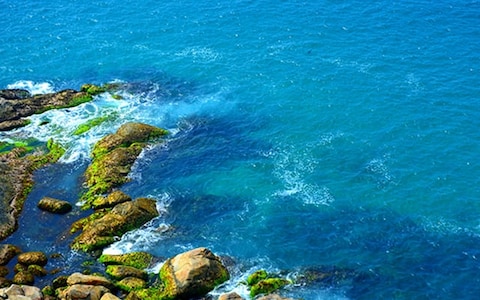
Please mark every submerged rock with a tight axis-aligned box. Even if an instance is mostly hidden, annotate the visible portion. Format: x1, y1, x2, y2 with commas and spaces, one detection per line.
38, 196, 72, 214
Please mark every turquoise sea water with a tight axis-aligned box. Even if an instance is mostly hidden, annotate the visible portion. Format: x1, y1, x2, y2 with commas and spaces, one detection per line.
2, 0, 480, 298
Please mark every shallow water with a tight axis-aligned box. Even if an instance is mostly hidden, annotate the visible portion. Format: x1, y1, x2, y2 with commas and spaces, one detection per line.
2, 0, 480, 298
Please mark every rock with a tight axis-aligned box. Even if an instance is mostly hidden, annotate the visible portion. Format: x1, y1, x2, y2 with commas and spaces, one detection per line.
27, 265, 48, 277
100, 292, 121, 300
0, 140, 65, 240
59, 284, 110, 300
92, 191, 131, 210
98, 252, 153, 269
219, 292, 244, 300
52, 275, 69, 290
21, 285, 43, 300
0, 244, 21, 265
13, 271, 35, 285
0, 89, 92, 123
38, 197, 72, 214
66, 273, 115, 291
0, 89, 31, 100
257, 294, 295, 300
71, 198, 158, 252
91, 123, 168, 159
17, 251, 48, 266
0, 277, 12, 288
249, 278, 291, 298
159, 247, 230, 299
81, 122, 167, 208
116, 277, 147, 292
0, 266, 8, 277
105, 265, 148, 281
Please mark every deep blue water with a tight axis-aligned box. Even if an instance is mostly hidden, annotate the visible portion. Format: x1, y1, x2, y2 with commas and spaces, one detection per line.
2, 0, 480, 298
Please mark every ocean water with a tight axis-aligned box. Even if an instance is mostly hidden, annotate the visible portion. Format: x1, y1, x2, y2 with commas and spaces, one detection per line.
1, 0, 480, 298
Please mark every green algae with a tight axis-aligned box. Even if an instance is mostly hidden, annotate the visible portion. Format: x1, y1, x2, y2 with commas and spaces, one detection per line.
98, 252, 153, 269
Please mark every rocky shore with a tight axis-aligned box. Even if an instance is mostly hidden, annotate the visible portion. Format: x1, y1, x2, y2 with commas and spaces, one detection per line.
0, 84, 359, 299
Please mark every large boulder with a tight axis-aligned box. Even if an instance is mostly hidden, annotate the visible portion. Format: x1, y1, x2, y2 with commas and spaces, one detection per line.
0, 284, 43, 300
159, 247, 230, 299
71, 198, 159, 252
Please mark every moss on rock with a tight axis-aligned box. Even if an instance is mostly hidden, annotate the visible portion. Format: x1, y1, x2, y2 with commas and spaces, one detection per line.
99, 252, 153, 269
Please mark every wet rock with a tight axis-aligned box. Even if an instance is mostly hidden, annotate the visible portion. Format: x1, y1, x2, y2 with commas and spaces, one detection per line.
116, 277, 147, 292
59, 284, 110, 300
159, 247, 230, 299
91, 123, 168, 159
98, 252, 153, 269
71, 198, 158, 252
0, 89, 31, 100
0, 277, 12, 288
81, 122, 168, 208
17, 252, 48, 266
66, 273, 115, 291
257, 294, 295, 300
38, 197, 72, 214
13, 271, 35, 285
100, 292, 121, 300
0, 244, 21, 265
0, 266, 8, 277
105, 265, 148, 281
92, 191, 131, 210
219, 292, 244, 300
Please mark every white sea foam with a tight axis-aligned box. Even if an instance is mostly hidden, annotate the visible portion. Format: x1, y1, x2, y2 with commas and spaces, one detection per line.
271, 143, 335, 207
7, 80, 55, 94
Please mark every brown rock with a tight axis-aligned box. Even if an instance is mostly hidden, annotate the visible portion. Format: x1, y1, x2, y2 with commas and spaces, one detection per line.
59, 284, 110, 300
13, 271, 35, 285
100, 292, 121, 300
159, 247, 230, 299
106, 265, 148, 281
38, 197, 72, 214
92, 191, 131, 210
71, 198, 158, 252
0, 244, 21, 265
219, 292, 244, 300
257, 294, 295, 300
66, 273, 115, 291
17, 251, 48, 266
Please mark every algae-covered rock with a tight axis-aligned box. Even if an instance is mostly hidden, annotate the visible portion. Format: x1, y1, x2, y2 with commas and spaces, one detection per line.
249, 278, 291, 297
17, 251, 48, 266
159, 247, 230, 299
81, 122, 167, 208
106, 265, 148, 281
38, 196, 72, 214
12, 270, 35, 285
247, 269, 268, 286
71, 198, 159, 252
0, 244, 21, 265
99, 252, 153, 269
92, 190, 132, 210
91, 122, 168, 159
116, 277, 147, 292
